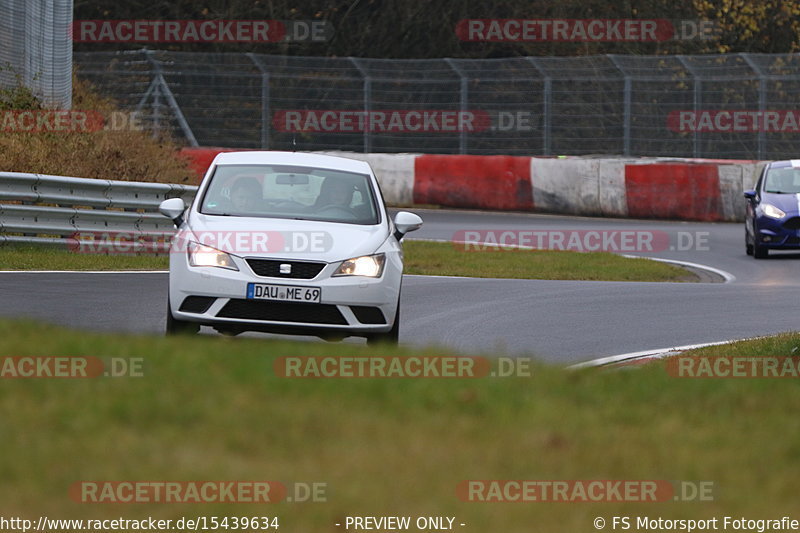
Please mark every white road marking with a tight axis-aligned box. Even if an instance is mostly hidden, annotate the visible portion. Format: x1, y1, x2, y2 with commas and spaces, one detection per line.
568, 338, 757, 369
620, 255, 735, 283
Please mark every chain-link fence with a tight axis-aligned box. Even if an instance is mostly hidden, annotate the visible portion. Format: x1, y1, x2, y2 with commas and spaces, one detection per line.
74, 49, 800, 159
0, 0, 72, 108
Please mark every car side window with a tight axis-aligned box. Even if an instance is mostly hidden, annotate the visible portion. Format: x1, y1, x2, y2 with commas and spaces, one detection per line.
755, 169, 764, 192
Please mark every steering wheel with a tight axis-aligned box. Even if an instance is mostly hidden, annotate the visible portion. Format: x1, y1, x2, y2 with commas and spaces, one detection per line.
270, 200, 303, 209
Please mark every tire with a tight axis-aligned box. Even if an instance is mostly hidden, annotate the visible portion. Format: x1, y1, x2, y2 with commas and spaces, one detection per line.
166, 299, 200, 335
745, 228, 754, 255
367, 303, 400, 346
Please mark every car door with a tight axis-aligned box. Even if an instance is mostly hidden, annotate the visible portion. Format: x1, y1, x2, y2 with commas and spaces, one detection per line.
746, 165, 767, 234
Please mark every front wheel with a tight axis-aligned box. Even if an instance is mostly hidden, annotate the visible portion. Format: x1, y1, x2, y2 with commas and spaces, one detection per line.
367, 304, 399, 346
166, 299, 200, 335
745, 230, 753, 255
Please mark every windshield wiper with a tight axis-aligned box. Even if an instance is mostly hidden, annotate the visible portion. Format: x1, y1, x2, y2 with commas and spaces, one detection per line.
764, 190, 793, 194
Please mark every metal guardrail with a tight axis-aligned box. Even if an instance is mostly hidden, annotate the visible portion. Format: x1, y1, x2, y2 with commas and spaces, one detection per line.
0, 172, 197, 252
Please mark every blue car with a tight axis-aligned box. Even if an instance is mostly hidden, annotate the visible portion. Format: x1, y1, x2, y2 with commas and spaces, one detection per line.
744, 160, 800, 258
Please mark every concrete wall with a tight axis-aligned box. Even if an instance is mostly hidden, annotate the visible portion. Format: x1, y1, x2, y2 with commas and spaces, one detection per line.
179, 148, 767, 222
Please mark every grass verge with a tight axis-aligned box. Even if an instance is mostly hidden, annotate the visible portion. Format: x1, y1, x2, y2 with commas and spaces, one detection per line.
672, 332, 800, 358
0, 242, 694, 281
0, 320, 796, 531
0, 75, 193, 183
0, 244, 169, 271
403, 240, 694, 281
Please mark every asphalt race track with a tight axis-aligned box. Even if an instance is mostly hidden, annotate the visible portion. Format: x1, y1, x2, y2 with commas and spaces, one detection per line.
1, 208, 799, 365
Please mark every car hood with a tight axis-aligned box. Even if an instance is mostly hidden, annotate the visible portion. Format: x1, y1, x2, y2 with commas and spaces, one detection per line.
761, 192, 800, 216
181, 213, 390, 262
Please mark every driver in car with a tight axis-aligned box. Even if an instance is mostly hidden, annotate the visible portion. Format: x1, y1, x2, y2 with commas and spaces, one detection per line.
314, 178, 356, 210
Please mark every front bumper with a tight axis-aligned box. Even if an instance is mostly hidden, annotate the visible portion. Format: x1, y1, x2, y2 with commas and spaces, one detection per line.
168, 252, 402, 337
754, 215, 800, 249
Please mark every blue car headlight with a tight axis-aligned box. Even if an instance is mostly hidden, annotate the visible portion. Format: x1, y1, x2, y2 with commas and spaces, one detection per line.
759, 203, 786, 219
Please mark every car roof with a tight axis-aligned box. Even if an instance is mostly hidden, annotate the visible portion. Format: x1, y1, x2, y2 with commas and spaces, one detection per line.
768, 160, 800, 169
211, 151, 373, 174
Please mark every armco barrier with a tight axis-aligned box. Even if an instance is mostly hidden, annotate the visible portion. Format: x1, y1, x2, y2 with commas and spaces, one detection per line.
0, 172, 197, 249
178, 149, 767, 222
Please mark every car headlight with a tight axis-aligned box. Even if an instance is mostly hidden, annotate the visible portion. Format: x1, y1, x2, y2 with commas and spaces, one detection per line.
332, 253, 386, 277
761, 203, 786, 219
187, 241, 239, 271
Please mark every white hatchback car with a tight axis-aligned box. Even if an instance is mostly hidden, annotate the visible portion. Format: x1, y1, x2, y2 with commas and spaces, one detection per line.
159, 151, 422, 344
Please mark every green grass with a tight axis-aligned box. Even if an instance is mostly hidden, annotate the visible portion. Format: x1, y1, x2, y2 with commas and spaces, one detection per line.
403, 240, 694, 281
0, 244, 169, 270
0, 242, 693, 281
677, 332, 800, 357
0, 320, 797, 531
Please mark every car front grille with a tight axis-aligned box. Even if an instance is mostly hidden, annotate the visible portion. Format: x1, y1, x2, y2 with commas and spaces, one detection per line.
218, 299, 347, 325
245, 259, 326, 279
783, 217, 800, 230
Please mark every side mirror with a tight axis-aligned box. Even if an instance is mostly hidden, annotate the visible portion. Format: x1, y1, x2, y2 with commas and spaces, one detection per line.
743, 190, 756, 200
393, 211, 423, 241
159, 198, 187, 227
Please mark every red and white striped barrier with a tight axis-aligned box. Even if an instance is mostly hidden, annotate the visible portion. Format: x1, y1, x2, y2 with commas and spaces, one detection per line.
179, 148, 765, 222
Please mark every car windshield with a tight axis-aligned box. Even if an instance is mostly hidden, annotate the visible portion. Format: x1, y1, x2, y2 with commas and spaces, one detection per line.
764, 168, 800, 194
199, 164, 380, 225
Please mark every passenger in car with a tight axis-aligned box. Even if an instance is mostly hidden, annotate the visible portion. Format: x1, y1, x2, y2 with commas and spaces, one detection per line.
314, 178, 355, 209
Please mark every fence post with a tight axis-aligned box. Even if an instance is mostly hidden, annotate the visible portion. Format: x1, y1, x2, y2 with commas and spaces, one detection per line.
608, 55, 631, 156
152, 79, 161, 139
143, 49, 198, 146
142, 50, 162, 139
677, 56, 701, 158
526, 57, 551, 156
349, 57, 371, 153
248, 53, 271, 150
444, 58, 469, 154
741, 53, 766, 160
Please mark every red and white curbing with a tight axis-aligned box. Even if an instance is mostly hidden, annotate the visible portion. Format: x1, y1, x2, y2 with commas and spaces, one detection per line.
179, 148, 765, 222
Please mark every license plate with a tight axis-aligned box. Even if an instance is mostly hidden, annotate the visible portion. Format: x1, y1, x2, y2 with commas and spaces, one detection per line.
246, 283, 321, 303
